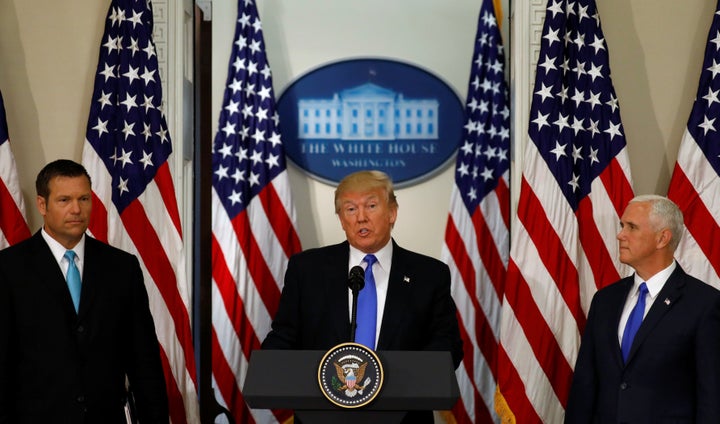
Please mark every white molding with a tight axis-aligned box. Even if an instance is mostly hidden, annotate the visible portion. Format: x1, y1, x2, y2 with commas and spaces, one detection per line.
196, 0, 212, 21
510, 0, 546, 216
154, 0, 195, 293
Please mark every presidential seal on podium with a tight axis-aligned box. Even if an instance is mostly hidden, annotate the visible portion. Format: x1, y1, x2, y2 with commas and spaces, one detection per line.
317, 342, 384, 408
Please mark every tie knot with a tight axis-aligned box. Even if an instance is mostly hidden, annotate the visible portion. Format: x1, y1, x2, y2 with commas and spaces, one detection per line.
638, 282, 648, 295
364, 254, 377, 268
64, 250, 77, 261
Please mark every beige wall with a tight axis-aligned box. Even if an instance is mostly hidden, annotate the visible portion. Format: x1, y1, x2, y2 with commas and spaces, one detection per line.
0, 0, 713, 260
0, 1, 107, 228
597, 0, 715, 194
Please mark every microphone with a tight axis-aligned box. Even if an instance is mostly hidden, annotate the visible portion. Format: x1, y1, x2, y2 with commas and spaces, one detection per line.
348, 265, 365, 343
348, 266, 365, 293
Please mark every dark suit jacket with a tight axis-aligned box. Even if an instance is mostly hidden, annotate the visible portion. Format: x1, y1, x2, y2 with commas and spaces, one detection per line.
565, 265, 720, 424
262, 240, 463, 422
0, 231, 169, 424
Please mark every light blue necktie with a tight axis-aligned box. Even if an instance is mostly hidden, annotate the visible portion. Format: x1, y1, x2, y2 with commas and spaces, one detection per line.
355, 254, 378, 349
621, 282, 648, 362
64, 250, 82, 312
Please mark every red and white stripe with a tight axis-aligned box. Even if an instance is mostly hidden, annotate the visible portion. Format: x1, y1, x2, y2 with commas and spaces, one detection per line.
82, 146, 200, 424
495, 142, 633, 422
442, 169, 509, 424
668, 130, 720, 289
0, 139, 30, 249
211, 170, 300, 424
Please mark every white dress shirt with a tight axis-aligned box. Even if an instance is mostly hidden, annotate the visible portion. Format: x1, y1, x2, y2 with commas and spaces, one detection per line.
347, 240, 392, 348
41, 228, 86, 280
617, 261, 676, 345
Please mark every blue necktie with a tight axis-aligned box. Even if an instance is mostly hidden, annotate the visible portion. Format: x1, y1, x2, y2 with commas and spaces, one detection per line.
356, 254, 378, 349
621, 282, 648, 362
64, 250, 82, 312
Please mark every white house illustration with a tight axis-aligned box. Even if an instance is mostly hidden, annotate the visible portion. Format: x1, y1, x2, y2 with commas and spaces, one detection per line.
297, 82, 439, 140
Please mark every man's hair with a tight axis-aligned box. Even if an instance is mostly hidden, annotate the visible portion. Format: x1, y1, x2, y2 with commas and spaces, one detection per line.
36, 159, 92, 199
334, 170, 398, 213
629, 194, 684, 251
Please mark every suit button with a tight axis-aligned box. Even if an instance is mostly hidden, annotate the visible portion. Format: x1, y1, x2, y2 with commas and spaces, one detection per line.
77, 395, 85, 403
76, 325, 85, 333
620, 382, 628, 390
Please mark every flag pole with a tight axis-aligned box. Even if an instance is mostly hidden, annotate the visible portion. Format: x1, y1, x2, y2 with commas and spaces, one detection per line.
193, 4, 235, 423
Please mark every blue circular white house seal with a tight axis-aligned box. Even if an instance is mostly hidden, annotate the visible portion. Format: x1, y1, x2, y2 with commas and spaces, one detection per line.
277, 58, 464, 188
317, 342, 384, 408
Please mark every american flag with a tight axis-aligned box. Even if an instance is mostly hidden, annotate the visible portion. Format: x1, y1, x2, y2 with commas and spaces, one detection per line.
0, 90, 30, 249
210, 1, 301, 423
668, 0, 720, 289
440, 0, 509, 422
81, 0, 199, 422
494, 0, 634, 422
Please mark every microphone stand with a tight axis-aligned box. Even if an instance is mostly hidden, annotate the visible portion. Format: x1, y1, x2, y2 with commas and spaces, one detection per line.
348, 265, 365, 342
350, 286, 360, 342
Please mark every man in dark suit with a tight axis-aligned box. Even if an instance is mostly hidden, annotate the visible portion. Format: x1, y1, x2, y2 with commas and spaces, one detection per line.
0, 159, 168, 423
262, 170, 463, 422
565, 195, 720, 423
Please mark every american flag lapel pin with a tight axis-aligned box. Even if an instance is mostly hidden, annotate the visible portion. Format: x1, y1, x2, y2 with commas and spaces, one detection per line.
664, 298, 671, 305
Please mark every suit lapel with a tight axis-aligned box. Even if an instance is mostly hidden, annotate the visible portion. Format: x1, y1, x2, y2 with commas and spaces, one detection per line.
624, 268, 685, 365
29, 232, 78, 317
377, 241, 411, 349
322, 242, 353, 343
78, 236, 100, 318
611, 277, 634, 367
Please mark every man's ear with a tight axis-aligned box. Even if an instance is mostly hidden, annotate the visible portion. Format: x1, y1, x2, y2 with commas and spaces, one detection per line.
657, 228, 672, 249
36, 195, 46, 216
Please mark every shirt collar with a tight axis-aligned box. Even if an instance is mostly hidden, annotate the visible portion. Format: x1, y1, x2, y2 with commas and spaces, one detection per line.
633, 260, 676, 299
349, 239, 393, 272
40, 227, 86, 264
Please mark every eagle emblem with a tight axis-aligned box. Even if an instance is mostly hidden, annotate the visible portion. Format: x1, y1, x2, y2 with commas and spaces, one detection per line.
334, 361, 371, 397
318, 342, 384, 408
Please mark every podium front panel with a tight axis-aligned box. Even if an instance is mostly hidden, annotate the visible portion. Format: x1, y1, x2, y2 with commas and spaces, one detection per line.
243, 350, 459, 411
